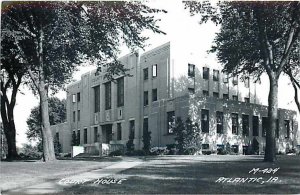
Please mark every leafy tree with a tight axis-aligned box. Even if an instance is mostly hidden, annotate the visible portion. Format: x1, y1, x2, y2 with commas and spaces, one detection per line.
185, 1, 300, 162
26, 97, 66, 141
142, 129, 151, 154
2, 1, 165, 161
173, 117, 201, 155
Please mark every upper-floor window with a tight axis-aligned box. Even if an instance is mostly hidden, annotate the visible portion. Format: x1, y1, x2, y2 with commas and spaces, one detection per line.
143, 68, 148, 80
105, 82, 111, 110
201, 109, 209, 133
73, 111, 76, 122
232, 113, 239, 135
94, 85, 100, 113
167, 111, 175, 134
233, 75, 238, 85
242, 114, 249, 136
77, 92, 80, 102
203, 67, 209, 80
213, 92, 219, 98
152, 64, 157, 78
188, 63, 195, 77
232, 95, 238, 101
244, 77, 250, 88
216, 111, 223, 134
117, 77, 124, 107
117, 123, 122, 140
284, 120, 290, 138
252, 116, 259, 136
72, 94, 76, 103
77, 110, 80, 121
203, 90, 209, 97
223, 75, 229, 83
213, 70, 219, 81
144, 91, 149, 106
152, 88, 158, 102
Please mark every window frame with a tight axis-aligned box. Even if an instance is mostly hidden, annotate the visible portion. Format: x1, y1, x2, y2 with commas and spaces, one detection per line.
152, 88, 158, 102
117, 123, 122, 141
188, 63, 195, 77
203, 67, 209, 80
216, 111, 224, 134
242, 114, 249, 136
232, 113, 239, 135
152, 64, 157, 78
213, 69, 219, 81
117, 77, 124, 107
201, 109, 209, 133
143, 68, 149, 80
144, 91, 149, 106
105, 82, 111, 110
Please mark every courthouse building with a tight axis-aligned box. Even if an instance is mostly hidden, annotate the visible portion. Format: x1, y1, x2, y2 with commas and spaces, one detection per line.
51, 42, 299, 155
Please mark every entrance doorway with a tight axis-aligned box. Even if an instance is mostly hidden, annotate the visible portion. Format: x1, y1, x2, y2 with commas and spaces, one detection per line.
102, 124, 112, 144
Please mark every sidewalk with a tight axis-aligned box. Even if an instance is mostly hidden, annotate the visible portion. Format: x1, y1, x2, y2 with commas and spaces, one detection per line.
3, 158, 144, 195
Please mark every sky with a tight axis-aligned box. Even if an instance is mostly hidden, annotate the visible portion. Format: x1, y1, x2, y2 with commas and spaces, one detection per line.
4, 0, 299, 147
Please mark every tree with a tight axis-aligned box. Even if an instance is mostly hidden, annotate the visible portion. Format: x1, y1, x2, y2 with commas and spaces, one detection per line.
173, 117, 201, 155
26, 97, 66, 141
185, 1, 300, 162
2, 1, 165, 161
126, 130, 135, 153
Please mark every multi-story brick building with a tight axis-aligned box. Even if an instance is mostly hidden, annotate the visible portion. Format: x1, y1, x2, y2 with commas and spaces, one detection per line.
51, 42, 299, 155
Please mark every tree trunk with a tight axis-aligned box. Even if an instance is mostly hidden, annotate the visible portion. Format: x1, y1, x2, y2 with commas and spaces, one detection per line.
1, 88, 19, 159
39, 83, 56, 162
264, 73, 278, 162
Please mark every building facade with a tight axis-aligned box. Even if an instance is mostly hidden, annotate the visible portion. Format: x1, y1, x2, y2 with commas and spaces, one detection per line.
52, 42, 299, 154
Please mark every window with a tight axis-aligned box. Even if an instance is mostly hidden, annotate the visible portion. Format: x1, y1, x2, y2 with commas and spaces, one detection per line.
72, 94, 76, 103
201, 109, 209, 133
143, 68, 148, 80
117, 123, 122, 140
203, 67, 209, 80
203, 90, 209, 97
244, 77, 250, 88
117, 77, 124, 107
188, 88, 195, 94
232, 95, 238, 101
144, 91, 149, 106
242, 115, 249, 136
152, 64, 157, 77
77, 110, 80, 121
216, 111, 223, 134
213, 92, 219, 98
152, 88, 158, 102
233, 75, 238, 85
223, 94, 229, 100
143, 118, 148, 137
77, 130, 80, 145
232, 113, 238, 135
188, 63, 195, 77
262, 117, 268, 137
73, 111, 76, 122
77, 92, 80, 102
244, 97, 250, 103
223, 75, 229, 83
84, 128, 87, 144
202, 144, 209, 150
252, 116, 259, 136
284, 120, 290, 138
129, 120, 135, 138
94, 85, 100, 113
167, 111, 175, 134
94, 127, 98, 143
213, 70, 219, 81
105, 82, 111, 110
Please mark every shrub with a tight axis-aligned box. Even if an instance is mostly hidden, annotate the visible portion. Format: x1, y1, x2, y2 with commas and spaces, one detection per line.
166, 144, 177, 155
126, 130, 135, 152
109, 150, 123, 156
217, 148, 229, 155
202, 151, 212, 155
125, 150, 146, 156
150, 147, 169, 155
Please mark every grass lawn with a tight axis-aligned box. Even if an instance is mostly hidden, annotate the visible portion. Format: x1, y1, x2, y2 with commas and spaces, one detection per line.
0, 156, 122, 191
52, 155, 300, 194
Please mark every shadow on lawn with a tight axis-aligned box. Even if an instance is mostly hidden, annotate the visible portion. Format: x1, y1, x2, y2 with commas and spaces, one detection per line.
46, 156, 300, 194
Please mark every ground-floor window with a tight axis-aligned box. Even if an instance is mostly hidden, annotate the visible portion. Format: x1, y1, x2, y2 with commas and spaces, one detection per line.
84, 128, 87, 144
77, 130, 80, 145
117, 123, 122, 140
232, 113, 239, 135
242, 114, 249, 136
284, 120, 290, 138
94, 127, 98, 143
216, 111, 223, 134
167, 111, 175, 134
129, 120, 135, 138
252, 116, 259, 136
201, 109, 209, 133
